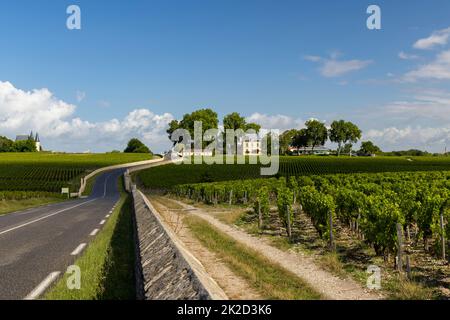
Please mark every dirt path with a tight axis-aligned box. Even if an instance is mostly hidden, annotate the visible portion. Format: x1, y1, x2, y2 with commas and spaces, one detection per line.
149, 197, 263, 300
165, 198, 384, 300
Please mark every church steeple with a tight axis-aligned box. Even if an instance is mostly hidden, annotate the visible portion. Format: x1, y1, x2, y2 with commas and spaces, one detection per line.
35, 133, 40, 142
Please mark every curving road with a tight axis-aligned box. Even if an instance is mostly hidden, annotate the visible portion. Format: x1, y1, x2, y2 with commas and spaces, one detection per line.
0, 169, 125, 300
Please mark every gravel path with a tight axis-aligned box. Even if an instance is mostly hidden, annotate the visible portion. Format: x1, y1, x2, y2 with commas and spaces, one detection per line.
150, 197, 263, 300
170, 199, 384, 300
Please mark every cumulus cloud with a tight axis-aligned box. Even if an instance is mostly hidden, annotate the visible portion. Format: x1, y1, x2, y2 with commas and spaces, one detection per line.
0, 81, 174, 152
304, 54, 372, 78
245, 113, 304, 131
413, 27, 450, 50
365, 126, 450, 151
380, 91, 450, 122
402, 49, 450, 82
398, 51, 419, 60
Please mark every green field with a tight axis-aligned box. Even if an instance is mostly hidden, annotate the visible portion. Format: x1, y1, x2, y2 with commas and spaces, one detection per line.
137, 156, 450, 189
0, 152, 153, 194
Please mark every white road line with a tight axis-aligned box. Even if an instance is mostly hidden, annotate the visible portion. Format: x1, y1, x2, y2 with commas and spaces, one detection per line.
90, 229, 99, 236
99, 220, 106, 225
103, 174, 112, 198
71, 243, 87, 256
24, 271, 61, 300
105, 214, 110, 218
0, 199, 97, 237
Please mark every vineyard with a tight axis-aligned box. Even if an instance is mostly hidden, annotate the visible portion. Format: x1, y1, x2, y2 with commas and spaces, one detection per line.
171, 170, 450, 271
0, 152, 153, 194
137, 156, 450, 189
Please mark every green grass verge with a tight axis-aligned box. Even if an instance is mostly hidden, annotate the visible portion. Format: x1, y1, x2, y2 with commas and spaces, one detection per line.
0, 197, 64, 216
82, 171, 103, 197
184, 215, 322, 300
45, 181, 135, 300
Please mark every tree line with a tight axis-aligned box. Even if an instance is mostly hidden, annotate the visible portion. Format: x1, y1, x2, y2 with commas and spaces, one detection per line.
165, 108, 385, 156
0, 136, 38, 152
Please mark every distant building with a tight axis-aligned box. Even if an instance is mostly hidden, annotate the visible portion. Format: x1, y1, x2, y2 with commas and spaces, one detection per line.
289, 145, 330, 155
15, 131, 41, 152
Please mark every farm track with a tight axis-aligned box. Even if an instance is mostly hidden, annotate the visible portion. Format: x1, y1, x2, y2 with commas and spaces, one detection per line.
158, 197, 384, 300
149, 197, 263, 300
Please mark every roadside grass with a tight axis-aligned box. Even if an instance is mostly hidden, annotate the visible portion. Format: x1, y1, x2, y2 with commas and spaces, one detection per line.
81, 171, 102, 197
45, 181, 135, 300
0, 197, 64, 216
184, 215, 322, 300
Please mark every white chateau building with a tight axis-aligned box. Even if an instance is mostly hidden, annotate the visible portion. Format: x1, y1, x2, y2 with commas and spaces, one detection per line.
242, 135, 261, 155
15, 131, 41, 152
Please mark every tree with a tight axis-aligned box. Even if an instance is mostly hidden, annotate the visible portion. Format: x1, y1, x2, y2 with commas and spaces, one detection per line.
166, 120, 181, 146
305, 119, 328, 152
0, 136, 13, 152
359, 141, 381, 155
329, 120, 362, 156
245, 122, 261, 133
342, 143, 353, 155
279, 129, 299, 155
124, 138, 152, 154
223, 112, 246, 131
167, 108, 219, 148
292, 128, 311, 152
11, 139, 37, 152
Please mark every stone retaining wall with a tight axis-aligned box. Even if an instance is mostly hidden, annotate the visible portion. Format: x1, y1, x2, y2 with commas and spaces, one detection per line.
131, 187, 227, 300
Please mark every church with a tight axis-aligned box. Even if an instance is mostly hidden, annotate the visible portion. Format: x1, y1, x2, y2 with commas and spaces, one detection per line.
15, 131, 42, 152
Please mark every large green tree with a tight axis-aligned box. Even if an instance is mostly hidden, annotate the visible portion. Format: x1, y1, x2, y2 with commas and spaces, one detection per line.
358, 141, 381, 155
0, 136, 13, 152
329, 120, 362, 156
305, 119, 328, 152
292, 128, 311, 152
279, 129, 299, 155
167, 108, 219, 148
124, 138, 152, 154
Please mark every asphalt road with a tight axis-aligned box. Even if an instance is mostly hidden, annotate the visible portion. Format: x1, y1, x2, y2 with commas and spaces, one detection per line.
0, 168, 125, 300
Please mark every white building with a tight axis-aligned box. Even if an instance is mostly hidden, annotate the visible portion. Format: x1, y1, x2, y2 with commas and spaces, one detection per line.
242, 135, 261, 155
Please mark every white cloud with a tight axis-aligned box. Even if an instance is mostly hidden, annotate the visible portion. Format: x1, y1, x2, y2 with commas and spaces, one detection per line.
402, 49, 450, 82
305, 54, 372, 77
365, 126, 450, 151
398, 51, 419, 60
413, 27, 450, 50
0, 81, 174, 152
245, 113, 304, 131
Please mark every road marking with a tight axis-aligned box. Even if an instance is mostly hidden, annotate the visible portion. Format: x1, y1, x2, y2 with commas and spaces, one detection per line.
0, 199, 97, 237
109, 210, 113, 214
90, 229, 99, 236
99, 220, 106, 225
105, 214, 110, 218
71, 243, 87, 256
24, 271, 61, 300
103, 174, 112, 198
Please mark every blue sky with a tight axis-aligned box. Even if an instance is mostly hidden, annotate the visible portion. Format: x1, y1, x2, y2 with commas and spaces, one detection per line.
1, 0, 450, 152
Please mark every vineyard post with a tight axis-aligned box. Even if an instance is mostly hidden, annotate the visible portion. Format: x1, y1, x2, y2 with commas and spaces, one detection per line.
440, 212, 446, 261
406, 255, 411, 279
396, 223, 403, 272
329, 210, 335, 251
286, 204, 292, 240
229, 190, 233, 205
258, 201, 262, 230
293, 190, 296, 204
